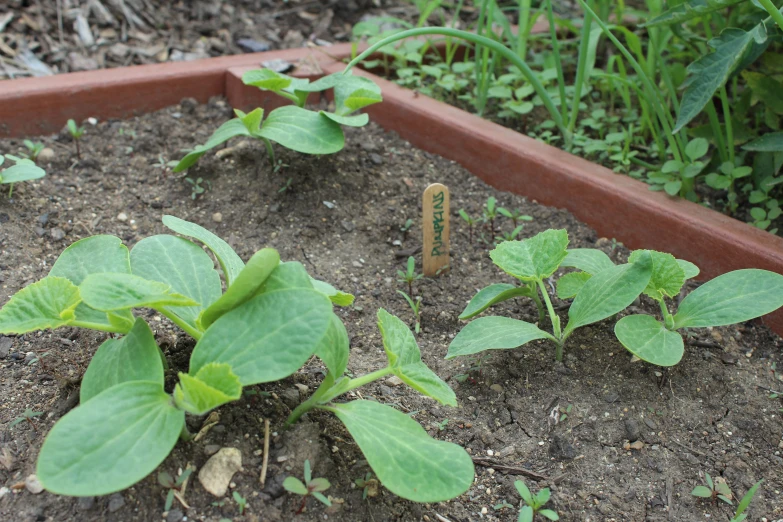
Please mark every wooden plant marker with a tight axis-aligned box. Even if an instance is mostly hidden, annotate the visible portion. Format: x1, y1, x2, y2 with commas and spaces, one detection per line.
422, 183, 450, 276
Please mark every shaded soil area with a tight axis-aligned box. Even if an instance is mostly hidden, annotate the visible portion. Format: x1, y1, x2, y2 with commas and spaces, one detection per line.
1, 100, 782, 521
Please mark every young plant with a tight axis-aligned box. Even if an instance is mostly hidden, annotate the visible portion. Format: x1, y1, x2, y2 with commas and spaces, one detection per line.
354, 472, 379, 500
458, 209, 477, 243
283, 459, 331, 514
67, 119, 85, 159
705, 161, 753, 215
398, 290, 422, 334
516, 480, 559, 522
173, 69, 382, 171
185, 176, 210, 200
496, 225, 525, 244
731, 480, 762, 522
21, 140, 44, 162
449, 229, 653, 362
483, 196, 499, 234
691, 472, 733, 506
158, 468, 193, 511
397, 255, 423, 296
0, 216, 352, 497
285, 309, 474, 502
400, 218, 414, 237
0, 154, 46, 197
232, 491, 247, 515
498, 207, 533, 229
9, 409, 43, 431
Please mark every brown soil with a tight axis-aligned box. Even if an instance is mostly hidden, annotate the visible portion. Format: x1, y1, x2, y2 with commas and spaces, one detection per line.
1, 100, 782, 522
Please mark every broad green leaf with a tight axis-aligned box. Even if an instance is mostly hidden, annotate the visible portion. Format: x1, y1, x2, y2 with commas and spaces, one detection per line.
50, 235, 131, 284
678, 259, 700, 280
561, 248, 614, 274
173, 119, 251, 172
0, 161, 45, 184
0, 277, 80, 334
564, 254, 652, 335
261, 261, 313, 292
539, 510, 560, 521
235, 107, 264, 134
321, 112, 370, 127
315, 314, 350, 377
674, 26, 766, 133
242, 69, 295, 92
745, 71, 783, 115
459, 284, 534, 320
615, 315, 685, 366
692, 485, 713, 498
377, 309, 455, 406
80, 318, 164, 403
72, 302, 134, 332
490, 229, 569, 282
642, 0, 748, 28
556, 272, 592, 299
447, 316, 554, 359
190, 288, 332, 385
515, 480, 533, 504
673, 269, 783, 328
162, 216, 245, 287
258, 106, 345, 155
37, 381, 184, 496
630, 250, 685, 300
199, 248, 280, 329
310, 278, 355, 306
282, 477, 308, 495
174, 363, 242, 415
743, 131, 783, 152
80, 273, 197, 312
332, 75, 383, 114
329, 400, 473, 502
518, 506, 534, 522
131, 235, 222, 329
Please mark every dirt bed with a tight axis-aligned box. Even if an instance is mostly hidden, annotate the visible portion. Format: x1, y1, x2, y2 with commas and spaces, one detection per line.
0, 100, 782, 522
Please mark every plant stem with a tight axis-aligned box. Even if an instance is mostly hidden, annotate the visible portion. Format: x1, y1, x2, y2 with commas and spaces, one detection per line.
70, 320, 129, 334
545, 0, 568, 123
179, 423, 193, 442
659, 299, 675, 330
537, 279, 561, 340
568, 2, 593, 133
159, 308, 203, 341
262, 138, 276, 166
530, 285, 546, 324
757, 0, 783, 32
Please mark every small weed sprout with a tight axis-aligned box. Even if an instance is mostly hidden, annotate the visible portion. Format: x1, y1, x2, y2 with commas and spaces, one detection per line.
516, 480, 559, 521
355, 472, 379, 500
397, 256, 423, 296
483, 196, 499, 234
283, 460, 331, 514
185, 177, 210, 200
398, 290, 422, 334
496, 225, 525, 243
22, 140, 44, 162
400, 218, 414, 238
67, 119, 85, 159
730, 480, 762, 522
436, 419, 449, 431
459, 209, 477, 243
692, 472, 733, 506
158, 468, 193, 512
9, 409, 43, 431
232, 491, 247, 515
498, 207, 533, 229
278, 177, 294, 193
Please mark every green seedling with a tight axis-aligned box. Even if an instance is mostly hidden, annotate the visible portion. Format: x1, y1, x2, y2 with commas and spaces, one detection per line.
398, 290, 422, 334
397, 256, 423, 296
494, 500, 514, 511
283, 460, 331, 514
285, 309, 473, 502
450, 229, 653, 361
498, 207, 533, 229
516, 480, 559, 522
559, 404, 573, 423
0, 154, 46, 198
496, 225, 525, 244
705, 161, 753, 215
185, 176, 210, 200
454, 353, 492, 384
483, 196, 499, 234
9, 409, 43, 431
278, 177, 293, 193
21, 140, 44, 162
355, 472, 379, 500
0, 217, 471, 503
400, 218, 414, 236
27, 351, 51, 371
436, 419, 449, 431
730, 480, 762, 522
459, 209, 477, 243
158, 468, 192, 511
174, 69, 382, 171
232, 491, 247, 515
692, 472, 733, 506
67, 119, 85, 159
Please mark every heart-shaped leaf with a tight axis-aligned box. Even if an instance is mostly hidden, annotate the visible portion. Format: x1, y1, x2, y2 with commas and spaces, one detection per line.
678, 259, 700, 280
0, 277, 80, 334
447, 316, 554, 359
328, 400, 473, 502
490, 229, 569, 282
0, 160, 45, 184
459, 283, 534, 320
174, 363, 242, 415
37, 381, 184, 496
80, 318, 164, 403
673, 269, 783, 328
615, 314, 685, 366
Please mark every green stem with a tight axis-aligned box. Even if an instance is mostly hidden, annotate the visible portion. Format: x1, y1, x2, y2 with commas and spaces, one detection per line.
545, 1, 568, 123
262, 138, 276, 166
537, 279, 561, 340
568, 4, 593, 133
179, 423, 193, 442
530, 284, 546, 324
705, 101, 728, 163
719, 86, 735, 164
70, 320, 128, 334
159, 308, 203, 341
659, 299, 675, 330
517, 0, 532, 59
343, 27, 571, 146
757, 0, 783, 32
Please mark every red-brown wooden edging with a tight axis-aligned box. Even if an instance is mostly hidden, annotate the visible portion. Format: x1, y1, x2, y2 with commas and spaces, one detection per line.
3, 45, 783, 334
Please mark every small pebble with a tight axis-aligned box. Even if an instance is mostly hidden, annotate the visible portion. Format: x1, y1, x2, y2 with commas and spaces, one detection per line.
117, 212, 128, 222
212, 212, 222, 223
25, 474, 43, 494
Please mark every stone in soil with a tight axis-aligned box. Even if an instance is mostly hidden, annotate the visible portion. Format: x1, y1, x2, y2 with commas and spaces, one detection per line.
197, 447, 242, 497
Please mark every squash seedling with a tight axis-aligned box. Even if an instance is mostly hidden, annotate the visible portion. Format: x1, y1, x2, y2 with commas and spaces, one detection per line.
67, 119, 85, 159
0, 154, 46, 197
449, 229, 653, 362
516, 480, 559, 522
285, 309, 474, 502
173, 68, 382, 171
283, 460, 331, 514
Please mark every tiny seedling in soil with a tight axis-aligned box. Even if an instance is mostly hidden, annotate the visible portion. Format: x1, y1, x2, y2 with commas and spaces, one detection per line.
354, 472, 379, 500
232, 491, 247, 515
458, 209, 477, 243
158, 468, 192, 511
9, 409, 43, 431
278, 177, 293, 193
730, 480, 762, 522
516, 479, 559, 521
400, 218, 413, 237
436, 419, 449, 431
454, 354, 492, 384
494, 500, 514, 511
21, 140, 44, 162
498, 207, 533, 228
496, 225, 525, 243
185, 176, 210, 200
0, 154, 46, 198
483, 196, 499, 234
283, 460, 331, 514
397, 256, 423, 296
67, 119, 85, 159
691, 472, 733, 506
397, 290, 422, 334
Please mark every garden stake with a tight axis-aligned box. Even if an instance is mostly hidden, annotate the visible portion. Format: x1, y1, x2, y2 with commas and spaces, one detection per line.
423, 183, 450, 276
